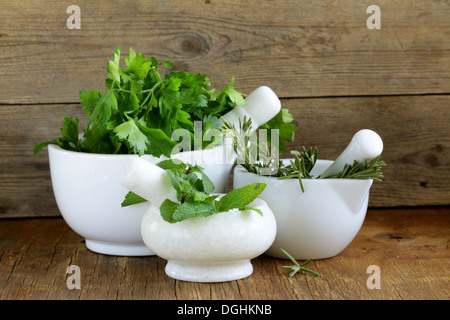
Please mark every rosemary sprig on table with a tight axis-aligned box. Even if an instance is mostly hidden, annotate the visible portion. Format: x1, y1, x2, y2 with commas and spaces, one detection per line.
281, 249, 320, 277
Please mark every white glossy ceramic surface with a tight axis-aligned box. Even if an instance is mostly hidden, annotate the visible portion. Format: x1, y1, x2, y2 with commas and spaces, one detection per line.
48, 143, 235, 256
233, 160, 373, 260
141, 197, 277, 282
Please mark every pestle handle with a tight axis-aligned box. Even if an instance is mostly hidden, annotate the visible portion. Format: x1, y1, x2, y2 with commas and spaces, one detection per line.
120, 157, 178, 207
320, 129, 383, 178
221, 86, 281, 132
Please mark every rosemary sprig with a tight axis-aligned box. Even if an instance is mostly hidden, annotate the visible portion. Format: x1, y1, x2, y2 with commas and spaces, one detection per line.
221, 116, 281, 176
321, 155, 386, 181
221, 117, 386, 192
281, 248, 320, 277
276, 147, 318, 192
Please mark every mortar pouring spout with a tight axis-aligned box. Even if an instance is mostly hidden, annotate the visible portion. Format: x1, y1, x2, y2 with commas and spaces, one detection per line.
332, 179, 374, 214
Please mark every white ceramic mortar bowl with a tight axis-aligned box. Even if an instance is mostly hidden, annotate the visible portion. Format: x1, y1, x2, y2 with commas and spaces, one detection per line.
141, 197, 277, 282
48, 143, 235, 256
233, 159, 373, 260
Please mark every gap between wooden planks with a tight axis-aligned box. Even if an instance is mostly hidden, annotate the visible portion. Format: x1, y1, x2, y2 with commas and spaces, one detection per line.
1, 0, 450, 104
1, 94, 449, 218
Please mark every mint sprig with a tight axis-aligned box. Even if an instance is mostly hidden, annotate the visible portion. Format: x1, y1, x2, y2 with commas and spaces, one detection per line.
122, 159, 266, 223
160, 182, 265, 223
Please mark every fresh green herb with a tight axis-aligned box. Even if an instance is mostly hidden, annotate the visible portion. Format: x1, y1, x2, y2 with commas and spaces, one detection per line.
319, 156, 386, 181
33, 114, 82, 154
121, 191, 147, 207
221, 116, 281, 176
258, 108, 298, 154
34, 46, 247, 157
280, 248, 320, 277
214, 183, 265, 216
276, 147, 318, 192
122, 159, 266, 223
223, 117, 386, 192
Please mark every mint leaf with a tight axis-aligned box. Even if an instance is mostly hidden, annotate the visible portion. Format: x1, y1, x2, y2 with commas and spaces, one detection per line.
164, 169, 185, 196
121, 191, 147, 207
189, 165, 215, 194
215, 183, 266, 213
240, 206, 264, 216
240, 207, 263, 217
122, 159, 266, 223
156, 159, 188, 173
160, 199, 181, 224
172, 202, 216, 222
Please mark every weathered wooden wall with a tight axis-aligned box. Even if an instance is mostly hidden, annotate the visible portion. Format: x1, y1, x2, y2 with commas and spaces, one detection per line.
1, 0, 449, 218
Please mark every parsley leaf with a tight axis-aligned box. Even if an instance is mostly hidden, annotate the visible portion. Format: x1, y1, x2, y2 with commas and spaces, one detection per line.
33, 114, 82, 154
258, 108, 298, 154
35, 46, 248, 158
217, 76, 246, 106
107, 46, 121, 83
113, 118, 149, 155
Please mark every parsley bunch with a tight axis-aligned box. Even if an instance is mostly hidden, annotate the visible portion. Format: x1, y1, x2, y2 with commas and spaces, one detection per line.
122, 160, 266, 223
34, 46, 247, 157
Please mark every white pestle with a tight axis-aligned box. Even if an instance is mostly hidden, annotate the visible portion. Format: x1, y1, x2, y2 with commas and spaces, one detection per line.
221, 86, 281, 132
320, 129, 383, 178
120, 157, 178, 207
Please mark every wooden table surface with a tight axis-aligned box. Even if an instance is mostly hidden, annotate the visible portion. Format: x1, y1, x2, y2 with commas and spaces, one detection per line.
1, 207, 448, 301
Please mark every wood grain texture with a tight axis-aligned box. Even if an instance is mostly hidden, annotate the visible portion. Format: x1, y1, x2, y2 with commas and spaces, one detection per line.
0, 104, 88, 218
1, 0, 450, 104
1, 93, 449, 218
1, 208, 449, 300
282, 95, 450, 207
1, 0, 450, 218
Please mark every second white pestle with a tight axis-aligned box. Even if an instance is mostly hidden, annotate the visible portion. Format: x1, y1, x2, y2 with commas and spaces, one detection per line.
120, 157, 178, 207
320, 129, 384, 178
220, 86, 281, 132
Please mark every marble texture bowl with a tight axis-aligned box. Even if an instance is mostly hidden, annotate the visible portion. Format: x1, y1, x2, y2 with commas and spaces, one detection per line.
48, 143, 235, 256
140, 197, 277, 282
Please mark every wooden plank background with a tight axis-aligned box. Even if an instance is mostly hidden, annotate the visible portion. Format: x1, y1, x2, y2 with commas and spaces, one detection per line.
1, 0, 449, 218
